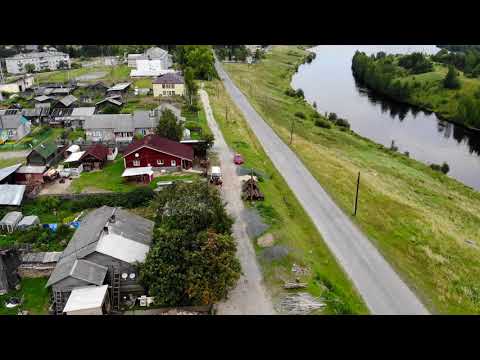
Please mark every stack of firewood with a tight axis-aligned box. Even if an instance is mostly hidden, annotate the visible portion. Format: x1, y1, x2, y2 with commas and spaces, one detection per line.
242, 178, 264, 201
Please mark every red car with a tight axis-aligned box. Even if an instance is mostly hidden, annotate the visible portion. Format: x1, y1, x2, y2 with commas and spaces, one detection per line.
234, 153, 244, 165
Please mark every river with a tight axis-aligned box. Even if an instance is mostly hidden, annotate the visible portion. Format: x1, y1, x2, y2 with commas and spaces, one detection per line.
291, 45, 480, 191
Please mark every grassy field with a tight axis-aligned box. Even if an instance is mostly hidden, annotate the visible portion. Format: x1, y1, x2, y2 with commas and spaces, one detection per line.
204, 80, 368, 314
223, 45, 480, 314
0, 278, 50, 315
397, 63, 480, 122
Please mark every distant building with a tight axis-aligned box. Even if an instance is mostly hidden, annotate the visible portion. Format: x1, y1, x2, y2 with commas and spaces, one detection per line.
152, 72, 185, 97
0, 114, 32, 142
6, 51, 71, 74
0, 75, 34, 94
128, 47, 172, 70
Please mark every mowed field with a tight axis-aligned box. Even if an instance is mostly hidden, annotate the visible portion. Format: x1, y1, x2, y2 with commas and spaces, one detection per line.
204, 80, 369, 314
223, 45, 480, 314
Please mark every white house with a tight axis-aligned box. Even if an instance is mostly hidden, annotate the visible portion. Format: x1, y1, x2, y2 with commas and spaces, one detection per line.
5, 51, 71, 74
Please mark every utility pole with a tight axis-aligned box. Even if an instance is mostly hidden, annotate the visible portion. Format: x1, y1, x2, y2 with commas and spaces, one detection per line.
289, 117, 295, 145
353, 171, 360, 216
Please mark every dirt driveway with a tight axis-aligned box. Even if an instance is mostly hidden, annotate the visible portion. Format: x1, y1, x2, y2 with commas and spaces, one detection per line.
200, 87, 274, 315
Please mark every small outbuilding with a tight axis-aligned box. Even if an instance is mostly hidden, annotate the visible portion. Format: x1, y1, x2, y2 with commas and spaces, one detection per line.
62, 285, 110, 315
0, 163, 22, 184
0, 211, 23, 233
121, 166, 154, 184
15, 165, 47, 185
0, 185, 26, 206
17, 215, 40, 230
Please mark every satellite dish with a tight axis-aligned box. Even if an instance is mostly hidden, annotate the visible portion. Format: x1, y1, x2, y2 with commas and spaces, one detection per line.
129, 273, 136, 279
121, 273, 128, 279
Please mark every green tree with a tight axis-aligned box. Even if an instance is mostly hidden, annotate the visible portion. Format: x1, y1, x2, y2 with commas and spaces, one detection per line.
184, 66, 198, 108
24, 63, 35, 73
443, 65, 461, 89
155, 109, 183, 141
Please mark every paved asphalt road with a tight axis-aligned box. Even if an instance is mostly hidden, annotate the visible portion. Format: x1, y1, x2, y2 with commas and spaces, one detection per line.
215, 59, 429, 315
200, 88, 275, 314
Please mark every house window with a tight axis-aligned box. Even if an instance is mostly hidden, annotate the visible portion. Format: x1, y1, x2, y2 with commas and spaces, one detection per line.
133, 160, 140, 167
162, 84, 165, 89
7, 129, 14, 136
163, 91, 166, 96
171, 160, 176, 167
157, 159, 164, 166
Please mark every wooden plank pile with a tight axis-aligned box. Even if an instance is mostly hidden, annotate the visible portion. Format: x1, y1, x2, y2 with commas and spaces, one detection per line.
242, 178, 264, 201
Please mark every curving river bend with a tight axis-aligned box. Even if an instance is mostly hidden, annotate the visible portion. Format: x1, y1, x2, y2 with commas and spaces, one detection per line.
291, 45, 480, 191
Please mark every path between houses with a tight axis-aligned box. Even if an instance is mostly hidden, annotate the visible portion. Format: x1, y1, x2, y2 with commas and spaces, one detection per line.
199, 88, 275, 315
0, 150, 29, 160
215, 58, 429, 315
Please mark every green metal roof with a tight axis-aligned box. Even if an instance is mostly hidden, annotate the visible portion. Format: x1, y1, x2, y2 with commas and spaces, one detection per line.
32, 141, 58, 159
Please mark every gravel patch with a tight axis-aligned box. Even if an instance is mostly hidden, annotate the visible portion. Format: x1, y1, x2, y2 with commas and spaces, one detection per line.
261, 245, 289, 262
242, 207, 268, 239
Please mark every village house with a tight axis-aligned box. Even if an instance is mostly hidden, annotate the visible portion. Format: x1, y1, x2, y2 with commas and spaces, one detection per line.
0, 75, 34, 94
128, 47, 172, 72
84, 112, 159, 143
106, 83, 131, 98
53, 94, 78, 109
95, 95, 124, 112
27, 141, 66, 167
64, 143, 109, 172
0, 114, 32, 142
152, 72, 185, 97
123, 134, 194, 170
46, 206, 154, 314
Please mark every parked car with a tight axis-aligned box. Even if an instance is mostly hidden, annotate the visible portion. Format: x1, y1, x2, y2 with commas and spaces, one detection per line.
234, 153, 244, 165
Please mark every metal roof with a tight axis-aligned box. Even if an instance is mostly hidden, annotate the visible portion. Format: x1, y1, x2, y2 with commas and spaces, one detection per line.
34, 95, 52, 102
124, 135, 194, 161
71, 107, 95, 117
30, 141, 58, 159
46, 257, 108, 287
153, 72, 184, 84
133, 111, 158, 129
16, 165, 46, 174
0, 211, 23, 226
66, 144, 80, 153
0, 163, 22, 183
95, 97, 123, 107
0, 185, 26, 206
96, 233, 150, 264
107, 83, 131, 92
22, 251, 61, 264
64, 151, 86, 163
0, 114, 29, 129
63, 285, 108, 313
122, 166, 154, 177
84, 114, 133, 131
17, 215, 40, 228
7, 51, 68, 60
59, 95, 77, 107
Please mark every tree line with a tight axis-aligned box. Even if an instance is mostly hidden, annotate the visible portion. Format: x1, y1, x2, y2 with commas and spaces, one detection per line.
432, 48, 480, 78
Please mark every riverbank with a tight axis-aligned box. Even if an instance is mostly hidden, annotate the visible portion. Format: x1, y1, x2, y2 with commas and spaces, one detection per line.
223, 45, 480, 314
352, 52, 480, 131
203, 80, 369, 314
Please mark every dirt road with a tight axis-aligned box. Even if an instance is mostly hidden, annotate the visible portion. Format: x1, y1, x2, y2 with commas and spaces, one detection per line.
200, 87, 275, 315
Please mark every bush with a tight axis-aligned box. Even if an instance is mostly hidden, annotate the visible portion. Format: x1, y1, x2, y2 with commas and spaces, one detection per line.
315, 119, 332, 129
430, 162, 450, 174
285, 88, 297, 97
335, 118, 351, 129
294, 111, 306, 119
328, 112, 338, 122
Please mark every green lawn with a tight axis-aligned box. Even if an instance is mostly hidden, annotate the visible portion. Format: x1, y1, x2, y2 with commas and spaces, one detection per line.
69, 158, 137, 193
204, 80, 369, 315
222, 45, 480, 314
0, 278, 50, 315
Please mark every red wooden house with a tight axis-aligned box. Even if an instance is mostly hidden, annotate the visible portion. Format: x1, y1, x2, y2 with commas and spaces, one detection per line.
123, 135, 194, 170
81, 144, 109, 171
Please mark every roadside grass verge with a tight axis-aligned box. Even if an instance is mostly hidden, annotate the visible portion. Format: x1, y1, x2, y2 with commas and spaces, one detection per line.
0, 278, 50, 315
0, 157, 25, 168
223, 45, 480, 314
204, 80, 369, 314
